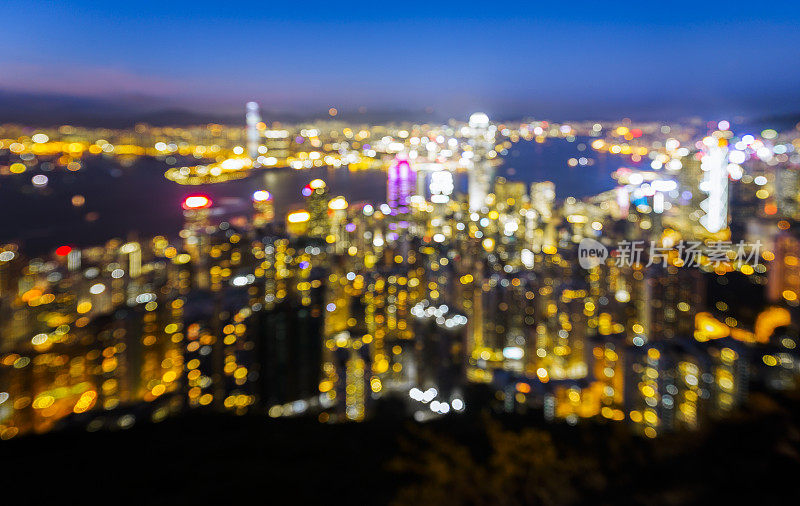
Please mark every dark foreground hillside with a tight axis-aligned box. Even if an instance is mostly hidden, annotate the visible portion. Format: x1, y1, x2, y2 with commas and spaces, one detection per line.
2, 389, 800, 506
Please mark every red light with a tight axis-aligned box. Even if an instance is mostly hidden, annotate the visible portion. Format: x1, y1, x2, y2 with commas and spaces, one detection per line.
55, 245, 72, 256
182, 194, 212, 210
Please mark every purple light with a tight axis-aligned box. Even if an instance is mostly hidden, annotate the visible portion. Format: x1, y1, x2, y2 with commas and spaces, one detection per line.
345, 223, 356, 232
388, 155, 414, 215
389, 156, 413, 179
397, 159, 411, 177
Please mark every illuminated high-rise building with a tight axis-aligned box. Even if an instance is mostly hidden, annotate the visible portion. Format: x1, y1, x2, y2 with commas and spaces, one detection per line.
429, 169, 454, 205
494, 178, 527, 213
642, 264, 704, 341
775, 164, 800, 220
286, 210, 310, 236
768, 231, 800, 305
263, 127, 291, 161
530, 181, 555, 223
303, 179, 329, 238
120, 242, 142, 278
181, 194, 213, 289
246, 101, 261, 162
251, 190, 274, 228
67, 248, 81, 272
327, 196, 348, 253
674, 155, 706, 234
699, 136, 729, 234
254, 242, 325, 411
729, 174, 761, 241
387, 155, 414, 215
0, 245, 20, 299
467, 112, 496, 212
527, 181, 557, 250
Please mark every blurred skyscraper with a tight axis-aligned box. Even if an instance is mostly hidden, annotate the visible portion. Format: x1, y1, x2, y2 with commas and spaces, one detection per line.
246, 102, 261, 162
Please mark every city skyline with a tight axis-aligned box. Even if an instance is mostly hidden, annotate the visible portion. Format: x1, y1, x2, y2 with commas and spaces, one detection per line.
3, 4, 800, 504
1, 111, 797, 436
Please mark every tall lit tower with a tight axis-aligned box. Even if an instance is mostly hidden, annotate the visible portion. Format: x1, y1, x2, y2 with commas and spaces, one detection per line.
120, 242, 142, 278
246, 101, 261, 162
303, 179, 329, 238
251, 190, 274, 228
467, 112, 495, 212
182, 194, 213, 289
387, 155, 414, 215
699, 135, 729, 234
328, 196, 349, 253
530, 181, 555, 223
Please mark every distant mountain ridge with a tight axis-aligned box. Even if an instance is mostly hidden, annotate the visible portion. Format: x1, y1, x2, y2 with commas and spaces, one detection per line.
1, 90, 798, 130
0, 91, 446, 128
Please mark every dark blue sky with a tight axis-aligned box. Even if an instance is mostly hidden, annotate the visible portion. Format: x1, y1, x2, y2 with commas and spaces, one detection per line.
3, 1, 800, 120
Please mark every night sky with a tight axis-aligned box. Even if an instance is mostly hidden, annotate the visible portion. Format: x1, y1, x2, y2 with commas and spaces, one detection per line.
3, 0, 800, 120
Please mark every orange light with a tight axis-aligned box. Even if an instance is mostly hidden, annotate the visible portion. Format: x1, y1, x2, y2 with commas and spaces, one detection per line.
183, 194, 212, 210
755, 307, 792, 343
694, 312, 730, 341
